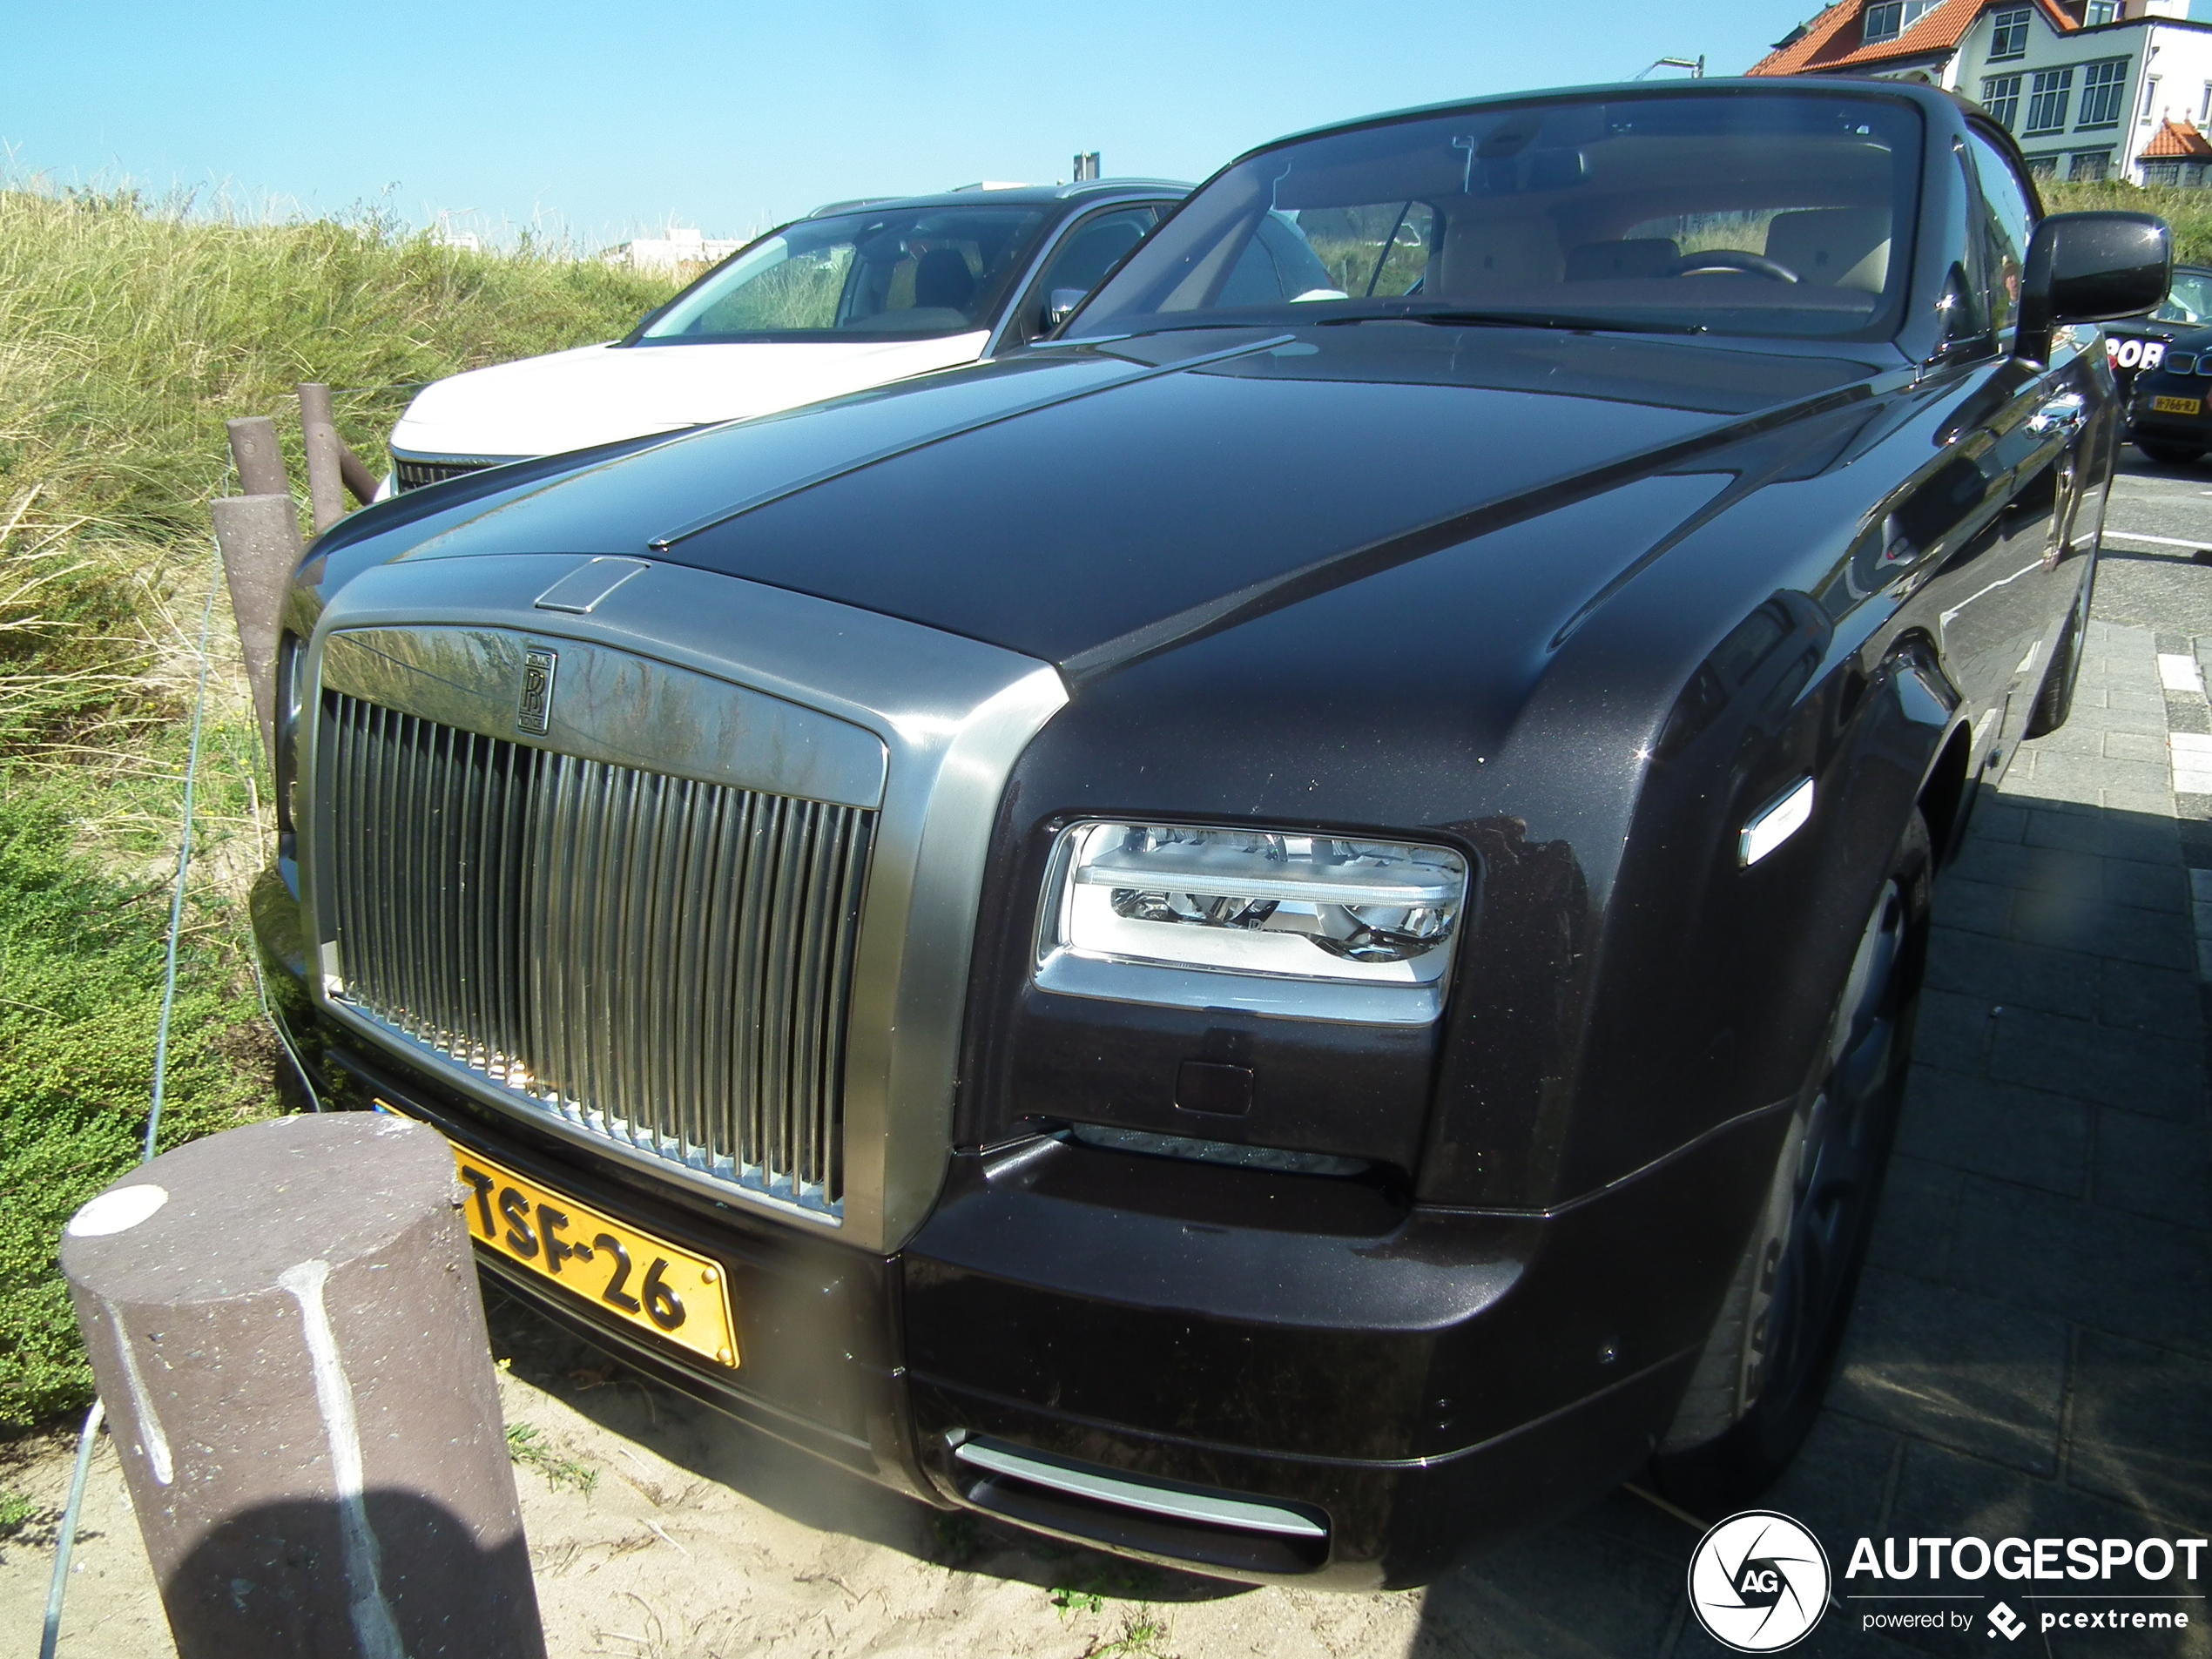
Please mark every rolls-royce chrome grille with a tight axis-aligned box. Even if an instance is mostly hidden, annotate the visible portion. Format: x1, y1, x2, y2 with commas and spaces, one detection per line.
322, 691, 873, 1217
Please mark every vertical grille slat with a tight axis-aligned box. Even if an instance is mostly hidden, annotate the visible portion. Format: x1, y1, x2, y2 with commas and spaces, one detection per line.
322, 691, 869, 1218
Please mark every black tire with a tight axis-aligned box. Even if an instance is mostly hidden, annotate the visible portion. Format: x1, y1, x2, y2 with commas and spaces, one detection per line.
2135, 439, 2205, 467
1650, 812, 1932, 1516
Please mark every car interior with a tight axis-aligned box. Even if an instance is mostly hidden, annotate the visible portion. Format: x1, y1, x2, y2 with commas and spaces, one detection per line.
643, 206, 1050, 340
1092, 96, 1921, 340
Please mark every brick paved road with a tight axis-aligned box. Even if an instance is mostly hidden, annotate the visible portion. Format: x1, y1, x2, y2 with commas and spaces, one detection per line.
1411, 457, 2212, 1658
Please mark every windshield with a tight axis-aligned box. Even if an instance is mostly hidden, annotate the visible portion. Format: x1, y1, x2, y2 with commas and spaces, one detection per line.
637, 204, 1051, 342
2155, 269, 2212, 326
1074, 91, 1924, 342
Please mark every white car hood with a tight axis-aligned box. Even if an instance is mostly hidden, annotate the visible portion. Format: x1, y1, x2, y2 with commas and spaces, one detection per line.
388, 332, 991, 460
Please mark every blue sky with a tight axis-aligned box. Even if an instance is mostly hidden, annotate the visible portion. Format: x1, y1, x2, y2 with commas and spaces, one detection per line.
0, 2, 2177, 248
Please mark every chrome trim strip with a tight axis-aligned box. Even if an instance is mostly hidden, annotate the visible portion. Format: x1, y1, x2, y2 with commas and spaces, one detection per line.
321, 625, 887, 809
301, 556, 1067, 1252
1034, 948, 1445, 1026
953, 1441, 1328, 1540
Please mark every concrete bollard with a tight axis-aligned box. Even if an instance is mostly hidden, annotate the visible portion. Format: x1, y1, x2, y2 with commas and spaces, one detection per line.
60, 1113, 545, 1659
210, 493, 303, 765
224, 416, 291, 501
297, 384, 347, 534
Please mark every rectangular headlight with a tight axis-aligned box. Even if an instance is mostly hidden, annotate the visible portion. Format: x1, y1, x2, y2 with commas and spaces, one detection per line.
1034, 821, 1470, 1025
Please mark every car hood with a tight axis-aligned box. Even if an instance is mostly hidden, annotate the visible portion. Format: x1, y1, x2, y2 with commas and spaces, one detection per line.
363, 325, 1895, 666
388, 333, 992, 458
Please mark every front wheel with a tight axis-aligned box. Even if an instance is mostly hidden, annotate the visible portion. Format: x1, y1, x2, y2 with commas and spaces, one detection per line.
1650, 813, 1931, 1515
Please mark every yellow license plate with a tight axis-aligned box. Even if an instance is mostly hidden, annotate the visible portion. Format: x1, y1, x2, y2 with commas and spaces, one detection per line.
375, 1101, 738, 1368
2151, 395, 2202, 415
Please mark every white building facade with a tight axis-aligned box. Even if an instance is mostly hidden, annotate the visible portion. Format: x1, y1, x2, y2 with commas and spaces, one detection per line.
598, 226, 748, 273
1754, 0, 2212, 185
1950, 2, 2212, 180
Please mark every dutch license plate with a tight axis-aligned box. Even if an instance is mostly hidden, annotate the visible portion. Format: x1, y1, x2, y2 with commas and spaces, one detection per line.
374, 1100, 738, 1368
2151, 395, 2202, 416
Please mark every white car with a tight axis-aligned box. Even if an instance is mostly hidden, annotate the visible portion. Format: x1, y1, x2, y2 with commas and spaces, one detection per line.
383, 180, 1187, 494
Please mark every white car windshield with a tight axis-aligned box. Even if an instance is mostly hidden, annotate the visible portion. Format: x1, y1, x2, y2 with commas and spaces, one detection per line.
1072, 91, 1925, 342
637, 205, 1051, 342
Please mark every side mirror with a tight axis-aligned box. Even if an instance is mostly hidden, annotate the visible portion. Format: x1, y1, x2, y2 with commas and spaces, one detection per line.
2016, 211, 2171, 366
1044, 287, 1089, 331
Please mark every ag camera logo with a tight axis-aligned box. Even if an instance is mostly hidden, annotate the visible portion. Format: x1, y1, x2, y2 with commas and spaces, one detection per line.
1689, 1510, 1832, 1652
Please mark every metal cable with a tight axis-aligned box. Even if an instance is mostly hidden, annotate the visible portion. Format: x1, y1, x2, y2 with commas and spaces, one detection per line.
38, 547, 225, 1659
144, 566, 223, 1162
35, 1400, 104, 1659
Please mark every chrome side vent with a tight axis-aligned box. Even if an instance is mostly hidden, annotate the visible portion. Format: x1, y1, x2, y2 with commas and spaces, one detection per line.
321, 692, 872, 1217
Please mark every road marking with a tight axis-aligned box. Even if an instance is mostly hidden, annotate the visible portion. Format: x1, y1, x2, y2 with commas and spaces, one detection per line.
2106, 530, 2211, 550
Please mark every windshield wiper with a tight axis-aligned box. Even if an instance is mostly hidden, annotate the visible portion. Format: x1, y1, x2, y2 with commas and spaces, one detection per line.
1318, 305, 1707, 336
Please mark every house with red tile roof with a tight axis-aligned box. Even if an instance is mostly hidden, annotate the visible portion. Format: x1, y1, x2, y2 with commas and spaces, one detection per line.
1749, 0, 2212, 185
2139, 114, 2212, 181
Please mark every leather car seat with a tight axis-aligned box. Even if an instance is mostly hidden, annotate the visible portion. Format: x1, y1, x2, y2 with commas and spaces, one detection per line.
914, 247, 979, 314
1764, 208, 1892, 290
1433, 217, 1563, 294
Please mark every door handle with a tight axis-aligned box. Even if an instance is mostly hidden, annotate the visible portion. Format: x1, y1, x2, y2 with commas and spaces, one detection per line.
2027, 392, 2087, 437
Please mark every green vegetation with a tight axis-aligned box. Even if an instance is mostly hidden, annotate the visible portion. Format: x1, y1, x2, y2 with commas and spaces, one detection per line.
504, 1422, 599, 1494
2045, 180, 2212, 267
0, 1485, 43, 1540
0, 183, 679, 1432
0, 187, 676, 534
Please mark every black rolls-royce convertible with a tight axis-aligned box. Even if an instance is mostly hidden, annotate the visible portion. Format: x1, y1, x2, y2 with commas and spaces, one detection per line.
251, 79, 2168, 1587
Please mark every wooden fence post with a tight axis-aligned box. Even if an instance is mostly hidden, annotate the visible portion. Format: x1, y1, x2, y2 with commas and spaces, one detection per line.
297, 384, 347, 534
223, 416, 290, 501
210, 494, 302, 765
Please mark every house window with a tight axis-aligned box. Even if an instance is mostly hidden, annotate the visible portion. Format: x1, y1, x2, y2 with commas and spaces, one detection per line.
2086, 0, 2121, 23
2141, 75, 2161, 124
2078, 60, 2129, 127
2201, 82, 2212, 124
2025, 67, 2076, 133
2069, 150, 2114, 180
1981, 73, 2024, 129
2025, 154, 2060, 178
1864, 0, 1939, 44
1989, 6, 2033, 57
2144, 158, 2184, 185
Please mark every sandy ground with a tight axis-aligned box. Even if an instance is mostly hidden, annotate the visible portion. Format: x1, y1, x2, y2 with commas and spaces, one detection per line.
0, 1289, 1451, 1659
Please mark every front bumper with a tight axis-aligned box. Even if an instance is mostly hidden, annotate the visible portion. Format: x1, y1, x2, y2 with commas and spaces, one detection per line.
254, 864, 1764, 1587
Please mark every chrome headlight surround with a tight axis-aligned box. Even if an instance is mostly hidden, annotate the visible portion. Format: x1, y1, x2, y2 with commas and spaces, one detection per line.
1033, 820, 1471, 1026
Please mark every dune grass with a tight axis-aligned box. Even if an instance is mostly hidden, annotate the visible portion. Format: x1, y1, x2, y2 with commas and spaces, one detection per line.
0, 185, 678, 1430
2045, 179, 2212, 266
